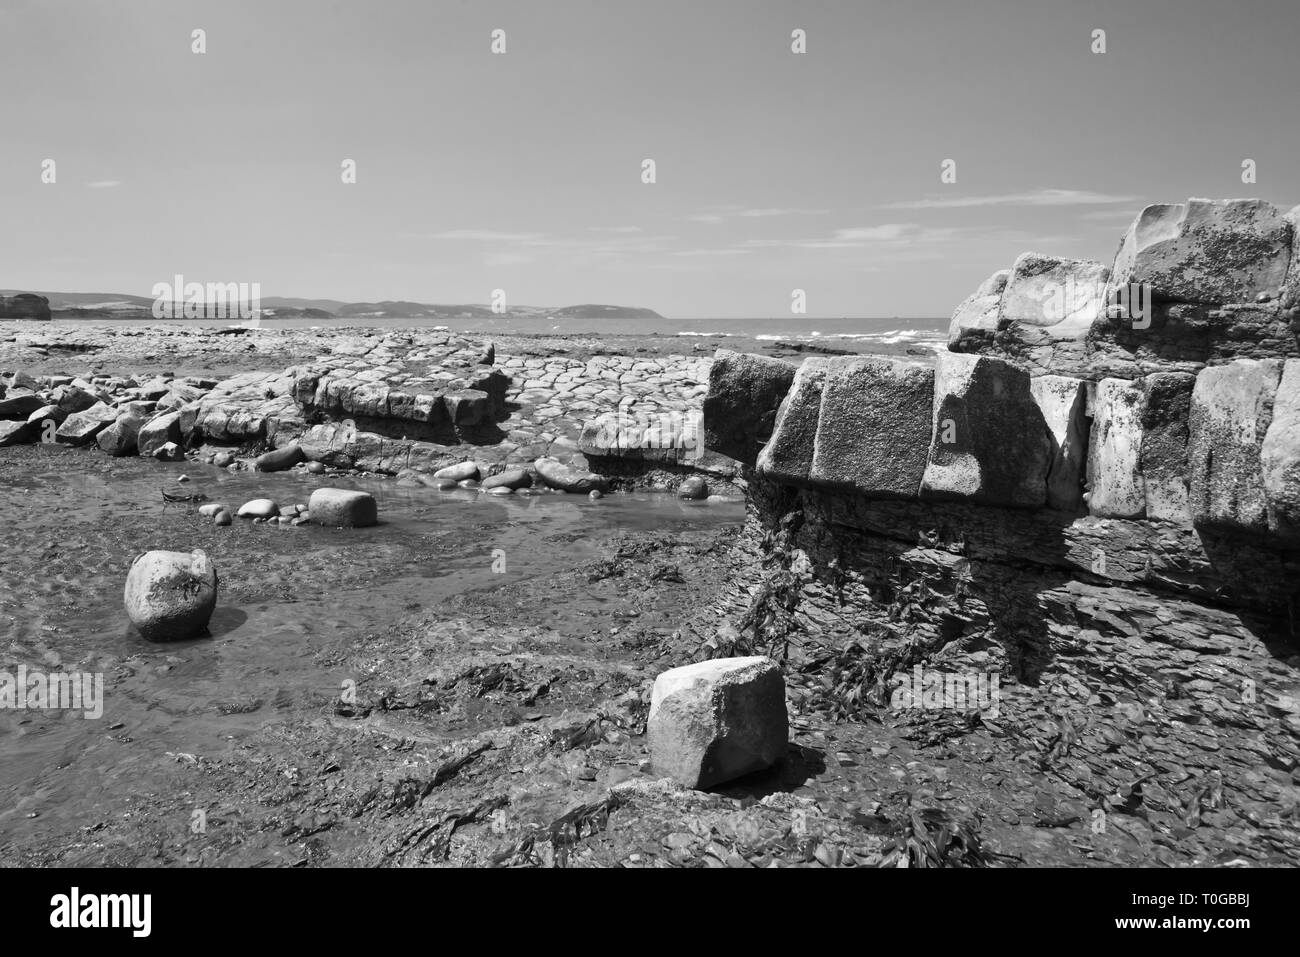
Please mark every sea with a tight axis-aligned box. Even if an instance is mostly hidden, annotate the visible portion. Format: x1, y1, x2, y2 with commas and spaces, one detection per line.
54, 314, 951, 354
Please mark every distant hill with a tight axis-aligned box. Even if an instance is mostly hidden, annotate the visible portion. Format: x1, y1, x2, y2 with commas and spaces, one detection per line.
1, 291, 663, 321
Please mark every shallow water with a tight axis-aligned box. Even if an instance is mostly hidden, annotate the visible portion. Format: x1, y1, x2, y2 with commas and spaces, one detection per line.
0, 446, 743, 842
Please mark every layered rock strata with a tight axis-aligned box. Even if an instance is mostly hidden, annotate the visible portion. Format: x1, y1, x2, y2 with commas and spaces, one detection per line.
702, 198, 1300, 863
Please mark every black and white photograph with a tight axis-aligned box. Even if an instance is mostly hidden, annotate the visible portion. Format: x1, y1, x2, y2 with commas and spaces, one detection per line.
0, 0, 1294, 935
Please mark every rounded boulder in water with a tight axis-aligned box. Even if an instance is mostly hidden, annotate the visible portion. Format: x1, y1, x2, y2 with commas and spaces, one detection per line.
213, 451, 236, 468
305, 461, 325, 475
481, 468, 534, 491
677, 476, 709, 500
254, 444, 305, 473
198, 503, 228, 518
213, 510, 233, 527
589, 489, 603, 500
237, 498, 279, 520
433, 461, 479, 482
124, 549, 218, 641
534, 456, 608, 494
309, 488, 378, 528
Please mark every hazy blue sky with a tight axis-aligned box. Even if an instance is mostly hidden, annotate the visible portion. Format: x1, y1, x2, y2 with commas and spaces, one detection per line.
1, 0, 1297, 317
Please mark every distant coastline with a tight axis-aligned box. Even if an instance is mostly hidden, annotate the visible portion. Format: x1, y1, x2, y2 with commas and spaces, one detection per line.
0, 290, 665, 323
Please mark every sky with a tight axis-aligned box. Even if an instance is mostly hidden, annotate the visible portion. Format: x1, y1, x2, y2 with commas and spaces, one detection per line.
1, 0, 1297, 318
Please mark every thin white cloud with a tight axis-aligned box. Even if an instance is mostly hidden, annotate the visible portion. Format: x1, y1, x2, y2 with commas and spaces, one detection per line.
833, 224, 915, 241
85, 180, 122, 189
879, 188, 1138, 210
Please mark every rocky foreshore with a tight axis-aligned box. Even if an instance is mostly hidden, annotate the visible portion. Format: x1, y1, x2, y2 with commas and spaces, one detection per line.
7, 199, 1300, 870
0, 324, 737, 499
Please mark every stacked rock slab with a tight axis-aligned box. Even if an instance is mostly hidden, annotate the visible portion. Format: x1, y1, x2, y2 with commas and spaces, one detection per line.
1028, 375, 1089, 512
810, 357, 934, 498
701, 195, 1300, 622
755, 357, 830, 486
1262, 359, 1300, 541
702, 350, 796, 465
920, 353, 1052, 508
1188, 358, 1283, 535
951, 198, 1297, 380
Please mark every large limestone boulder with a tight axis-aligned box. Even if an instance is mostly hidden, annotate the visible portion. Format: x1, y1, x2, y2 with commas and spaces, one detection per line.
1111, 199, 1293, 305
123, 550, 218, 641
0, 419, 37, 446
809, 356, 934, 498
1087, 379, 1146, 519
1138, 372, 1196, 522
947, 292, 1000, 351
921, 353, 1051, 508
1188, 358, 1283, 534
703, 350, 796, 465
947, 269, 1008, 351
1029, 375, 1089, 512
755, 358, 829, 486
999, 252, 1110, 339
309, 488, 378, 527
0, 393, 44, 419
648, 656, 788, 790
137, 410, 184, 458
97, 409, 148, 456
55, 401, 118, 446
1283, 204, 1300, 317
52, 383, 100, 414
1260, 359, 1300, 539
6, 371, 39, 392
27, 404, 66, 428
